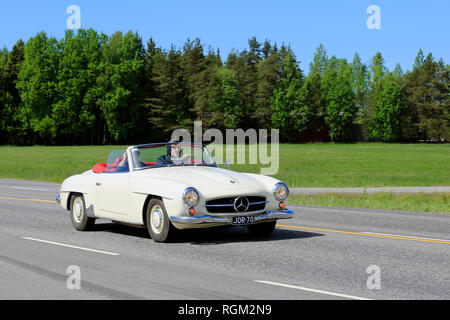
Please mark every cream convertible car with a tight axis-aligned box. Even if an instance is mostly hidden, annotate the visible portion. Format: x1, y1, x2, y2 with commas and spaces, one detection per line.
57, 142, 293, 242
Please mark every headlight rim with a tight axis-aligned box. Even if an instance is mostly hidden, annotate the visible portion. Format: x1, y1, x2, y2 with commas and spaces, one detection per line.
182, 187, 200, 207
273, 182, 289, 201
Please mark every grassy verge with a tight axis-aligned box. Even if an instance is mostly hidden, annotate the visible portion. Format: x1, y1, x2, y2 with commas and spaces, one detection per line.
288, 192, 450, 214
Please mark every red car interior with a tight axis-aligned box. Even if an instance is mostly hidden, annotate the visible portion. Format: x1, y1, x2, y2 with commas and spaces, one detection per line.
92, 158, 157, 174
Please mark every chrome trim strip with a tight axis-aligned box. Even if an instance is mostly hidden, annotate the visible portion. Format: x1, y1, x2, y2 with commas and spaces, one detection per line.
249, 201, 269, 205
170, 209, 293, 225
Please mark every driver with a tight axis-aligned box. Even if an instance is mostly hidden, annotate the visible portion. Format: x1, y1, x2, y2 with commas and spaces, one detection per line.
156, 141, 183, 165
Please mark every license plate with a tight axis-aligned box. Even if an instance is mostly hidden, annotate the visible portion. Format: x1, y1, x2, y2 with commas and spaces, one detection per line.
232, 216, 255, 225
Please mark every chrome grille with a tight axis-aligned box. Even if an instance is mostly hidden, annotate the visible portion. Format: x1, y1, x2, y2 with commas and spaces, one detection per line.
205, 196, 267, 213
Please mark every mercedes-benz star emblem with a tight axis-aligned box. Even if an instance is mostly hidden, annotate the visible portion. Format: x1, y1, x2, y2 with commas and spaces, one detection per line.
233, 196, 250, 213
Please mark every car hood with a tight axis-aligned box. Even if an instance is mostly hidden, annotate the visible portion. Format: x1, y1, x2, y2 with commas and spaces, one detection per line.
134, 166, 268, 197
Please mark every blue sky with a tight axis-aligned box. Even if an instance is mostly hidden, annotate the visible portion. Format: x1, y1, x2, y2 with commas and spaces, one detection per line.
1, 0, 448, 73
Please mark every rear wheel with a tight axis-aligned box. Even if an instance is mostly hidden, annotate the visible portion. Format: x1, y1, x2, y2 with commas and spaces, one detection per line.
70, 194, 95, 231
146, 199, 176, 242
247, 221, 276, 237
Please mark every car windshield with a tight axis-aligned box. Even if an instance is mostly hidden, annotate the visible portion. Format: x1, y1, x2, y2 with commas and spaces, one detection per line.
130, 143, 217, 170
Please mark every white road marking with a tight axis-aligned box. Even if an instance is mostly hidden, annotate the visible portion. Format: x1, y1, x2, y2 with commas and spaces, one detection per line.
361, 232, 450, 243
21, 237, 120, 256
255, 280, 373, 300
5, 186, 49, 192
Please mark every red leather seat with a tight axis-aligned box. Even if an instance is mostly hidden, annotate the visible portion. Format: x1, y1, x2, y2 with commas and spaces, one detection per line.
92, 163, 107, 174
93, 161, 156, 173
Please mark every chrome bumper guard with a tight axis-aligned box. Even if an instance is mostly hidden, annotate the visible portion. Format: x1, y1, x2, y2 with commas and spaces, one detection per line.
170, 209, 294, 225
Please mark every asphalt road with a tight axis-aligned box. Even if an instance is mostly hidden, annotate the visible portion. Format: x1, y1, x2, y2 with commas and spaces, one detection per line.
0, 178, 449, 300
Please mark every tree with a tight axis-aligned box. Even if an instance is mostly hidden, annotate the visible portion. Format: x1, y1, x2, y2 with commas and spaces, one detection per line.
270, 51, 308, 141
306, 45, 328, 139
351, 53, 369, 125
145, 45, 191, 140
255, 41, 281, 128
182, 38, 206, 120
97, 31, 146, 143
322, 58, 356, 142
404, 52, 448, 141
192, 48, 222, 128
310, 44, 328, 76
0, 48, 9, 143
429, 59, 449, 140
367, 52, 385, 129
52, 29, 104, 144
226, 37, 262, 129
215, 67, 243, 128
0, 40, 25, 144
16, 32, 60, 144
369, 73, 406, 141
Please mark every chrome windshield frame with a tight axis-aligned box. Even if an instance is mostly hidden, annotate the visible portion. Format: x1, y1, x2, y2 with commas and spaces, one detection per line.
130, 142, 218, 171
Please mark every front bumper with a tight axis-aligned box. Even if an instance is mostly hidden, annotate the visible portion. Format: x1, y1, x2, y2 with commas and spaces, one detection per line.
169, 209, 294, 225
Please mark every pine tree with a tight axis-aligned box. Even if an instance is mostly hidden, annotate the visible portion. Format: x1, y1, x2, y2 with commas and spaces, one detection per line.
193, 48, 223, 128
255, 41, 281, 129
429, 59, 449, 140
368, 52, 385, 120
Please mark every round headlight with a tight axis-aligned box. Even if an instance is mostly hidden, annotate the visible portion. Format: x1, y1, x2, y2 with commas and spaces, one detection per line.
273, 182, 289, 201
183, 187, 199, 206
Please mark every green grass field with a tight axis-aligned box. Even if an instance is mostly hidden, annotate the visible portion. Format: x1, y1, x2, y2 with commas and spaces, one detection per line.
0, 143, 449, 187
289, 192, 450, 214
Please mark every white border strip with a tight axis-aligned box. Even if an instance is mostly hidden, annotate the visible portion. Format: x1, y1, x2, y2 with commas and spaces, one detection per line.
22, 237, 120, 256
255, 280, 373, 300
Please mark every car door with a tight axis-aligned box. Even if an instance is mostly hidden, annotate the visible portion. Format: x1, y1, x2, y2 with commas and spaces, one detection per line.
95, 171, 130, 219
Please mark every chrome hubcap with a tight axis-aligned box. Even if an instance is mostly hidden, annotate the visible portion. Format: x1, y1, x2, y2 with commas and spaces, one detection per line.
73, 199, 83, 223
150, 206, 164, 234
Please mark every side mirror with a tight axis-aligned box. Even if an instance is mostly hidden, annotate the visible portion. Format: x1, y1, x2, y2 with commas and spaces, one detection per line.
224, 160, 231, 170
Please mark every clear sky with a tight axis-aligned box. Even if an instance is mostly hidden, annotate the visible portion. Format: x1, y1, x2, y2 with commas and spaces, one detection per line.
0, 0, 448, 73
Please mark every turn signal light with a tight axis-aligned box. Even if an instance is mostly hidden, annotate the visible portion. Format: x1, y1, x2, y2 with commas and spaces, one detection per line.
188, 207, 196, 215
279, 201, 286, 209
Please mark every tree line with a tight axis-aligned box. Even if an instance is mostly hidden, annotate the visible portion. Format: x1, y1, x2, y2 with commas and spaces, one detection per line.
0, 29, 448, 145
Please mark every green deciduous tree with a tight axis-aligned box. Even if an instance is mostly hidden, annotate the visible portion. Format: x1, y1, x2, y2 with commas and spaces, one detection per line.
270, 51, 309, 142
322, 58, 356, 142
52, 29, 104, 144
369, 73, 406, 141
215, 67, 243, 128
97, 31, 146, 143
16, 32, 60, 144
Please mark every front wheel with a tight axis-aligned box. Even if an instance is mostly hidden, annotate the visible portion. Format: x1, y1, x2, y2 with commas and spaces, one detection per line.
247, 221, 276, 237
146, 199, 176, 242
70, 194, 95, 231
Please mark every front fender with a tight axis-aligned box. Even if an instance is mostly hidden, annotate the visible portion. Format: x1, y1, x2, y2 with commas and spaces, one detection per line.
59, 171, 95, 211
129, 175, 192, 224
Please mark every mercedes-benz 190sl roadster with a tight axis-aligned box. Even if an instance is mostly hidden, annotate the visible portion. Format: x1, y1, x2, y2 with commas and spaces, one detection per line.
57, 142, 293, 242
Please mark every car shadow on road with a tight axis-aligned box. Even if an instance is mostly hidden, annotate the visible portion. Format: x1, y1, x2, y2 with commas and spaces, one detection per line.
91, 222, 150, 239
185, 227, 323, 245
90, 222, 324, 245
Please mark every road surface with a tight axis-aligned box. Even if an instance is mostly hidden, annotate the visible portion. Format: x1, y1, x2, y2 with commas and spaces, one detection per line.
0, 179, 449, 300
